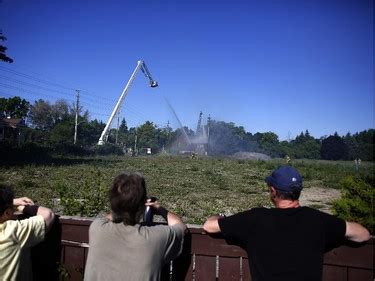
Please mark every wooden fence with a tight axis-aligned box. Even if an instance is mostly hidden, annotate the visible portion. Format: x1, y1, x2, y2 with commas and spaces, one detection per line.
31, 216, 374, 280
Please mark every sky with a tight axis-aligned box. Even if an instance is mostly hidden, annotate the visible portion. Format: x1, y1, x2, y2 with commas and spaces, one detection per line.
0, 0, 373, 140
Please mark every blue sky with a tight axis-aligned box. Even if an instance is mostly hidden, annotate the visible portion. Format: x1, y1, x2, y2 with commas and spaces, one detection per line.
0, 0, 373, 140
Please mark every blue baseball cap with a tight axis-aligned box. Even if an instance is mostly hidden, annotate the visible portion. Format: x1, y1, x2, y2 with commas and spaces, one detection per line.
265, 166, 303, 192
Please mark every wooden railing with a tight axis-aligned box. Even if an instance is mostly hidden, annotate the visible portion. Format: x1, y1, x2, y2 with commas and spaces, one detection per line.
31, 217, 374, 280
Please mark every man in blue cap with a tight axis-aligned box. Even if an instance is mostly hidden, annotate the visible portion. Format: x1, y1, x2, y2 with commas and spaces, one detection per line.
203, 166, 370, 281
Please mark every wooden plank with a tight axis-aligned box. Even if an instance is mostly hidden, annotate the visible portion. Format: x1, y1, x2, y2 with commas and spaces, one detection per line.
172, 253, 193, 281
242, 257, 252, 281
83, 247, 89, 272
60, 222, 91, 243
190, 232, 247, 257
55, 219, 374, 281
195, 255, 216, 280
218, 256, 241, 280
324, 243, 373, 269
322, 265, 347, 281
62, 245, 86, 281
60, 217, 93, 226
348, 268, 373, 281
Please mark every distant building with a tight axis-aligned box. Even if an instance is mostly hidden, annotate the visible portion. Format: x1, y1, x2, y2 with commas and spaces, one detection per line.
0, 118, 24, 144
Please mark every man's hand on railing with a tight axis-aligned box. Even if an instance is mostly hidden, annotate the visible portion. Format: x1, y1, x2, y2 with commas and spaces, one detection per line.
203, 215, 225, 233
13, 197, 34, 207
146, 198, 187, 231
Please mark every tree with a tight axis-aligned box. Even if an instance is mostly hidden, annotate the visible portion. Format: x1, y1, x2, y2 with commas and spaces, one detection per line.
289, 130, 321, 159
296, 139, 321, 159
49, 120, 74, 144
344, 133, 359, 160
0, 96, 29, 119
107, 118, 128, 145
158, 124, 173, 152
321, 133, 349, 160
208, 121, 247, 155
117, 118, 129, 145
352, 129, 374, 161
295, 130, 310, 144
51, 99, 70, 124
279, 140, 293, 158
28, 99, 82, 145
78, 119, 105, 146
254, 131, 280, 157
0, 31, 13, 63
242, 132, 260, 152
29, 99, 72, 130
136, 121, 159, 153
29, 99, 54, 130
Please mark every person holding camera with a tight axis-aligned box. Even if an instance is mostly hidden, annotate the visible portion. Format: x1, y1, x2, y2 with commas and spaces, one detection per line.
203, 166, 370, 281
0, 184, 55, 280
84, 172, 187, 281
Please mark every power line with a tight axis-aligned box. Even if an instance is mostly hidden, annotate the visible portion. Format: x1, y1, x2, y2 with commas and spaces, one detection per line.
0, 74, 75, 98
0, 66, 117, 104
0, 66, 164, 128
0, 66, 76, 92
0, 67, 148, 118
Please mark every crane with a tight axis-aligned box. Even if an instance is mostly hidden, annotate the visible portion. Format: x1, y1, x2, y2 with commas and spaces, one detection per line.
97, 60, 158, 145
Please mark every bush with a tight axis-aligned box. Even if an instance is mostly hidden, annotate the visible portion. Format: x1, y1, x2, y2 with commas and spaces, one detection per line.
56, 168, 109, 216
0, 142, 51, 164
332, 175, 374, 233
92, 144, 124, 156
50, 143, 91, 157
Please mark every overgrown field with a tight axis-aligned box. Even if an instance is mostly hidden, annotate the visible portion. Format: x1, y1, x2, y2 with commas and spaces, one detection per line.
0, 156, 373, 225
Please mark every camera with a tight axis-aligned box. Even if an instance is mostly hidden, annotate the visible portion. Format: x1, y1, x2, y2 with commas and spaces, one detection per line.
144, 196, 157, 224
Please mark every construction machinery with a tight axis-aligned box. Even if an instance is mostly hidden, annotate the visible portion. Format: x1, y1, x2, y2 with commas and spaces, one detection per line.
97, 60, 158, 145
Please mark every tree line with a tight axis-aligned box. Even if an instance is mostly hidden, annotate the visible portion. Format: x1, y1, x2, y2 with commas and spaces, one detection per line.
1, 96, 374, 161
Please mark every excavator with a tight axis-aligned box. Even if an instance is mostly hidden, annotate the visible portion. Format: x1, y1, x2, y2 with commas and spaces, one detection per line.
97, 60, 158, 145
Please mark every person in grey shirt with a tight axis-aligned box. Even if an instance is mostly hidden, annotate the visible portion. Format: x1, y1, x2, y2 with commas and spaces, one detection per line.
84, 172, 187, 281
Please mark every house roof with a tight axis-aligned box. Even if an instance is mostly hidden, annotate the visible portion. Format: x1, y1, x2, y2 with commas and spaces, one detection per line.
0, 118, 24, 129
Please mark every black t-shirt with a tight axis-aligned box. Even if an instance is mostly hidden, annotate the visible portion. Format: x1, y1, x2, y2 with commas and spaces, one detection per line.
218, 207, 346, 281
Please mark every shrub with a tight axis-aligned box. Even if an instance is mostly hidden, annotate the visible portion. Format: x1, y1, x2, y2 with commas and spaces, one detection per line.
0, 142, 51, 164
56, 168, 109, 216
50, 143, 91, 157
92, 144, 124, 156
332, 175, 374, 233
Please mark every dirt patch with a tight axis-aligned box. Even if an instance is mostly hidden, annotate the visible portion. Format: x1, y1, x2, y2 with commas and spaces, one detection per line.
299, 187, 341, 214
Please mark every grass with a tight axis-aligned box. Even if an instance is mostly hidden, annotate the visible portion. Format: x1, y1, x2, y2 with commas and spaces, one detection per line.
0, 155, 373, 224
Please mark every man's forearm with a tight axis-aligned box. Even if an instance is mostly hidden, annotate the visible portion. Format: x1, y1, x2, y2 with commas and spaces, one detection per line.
156, 207, 185, 227
203, 215, 223, 233
345, 221, 371, 243
39, 206, 55, 232
17, 204, 55, 232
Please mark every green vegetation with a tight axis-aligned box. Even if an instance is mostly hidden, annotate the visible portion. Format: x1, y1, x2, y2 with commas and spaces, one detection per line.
332, 175, 374, 233
1, 156, 373, 226
1, 96, 374, 161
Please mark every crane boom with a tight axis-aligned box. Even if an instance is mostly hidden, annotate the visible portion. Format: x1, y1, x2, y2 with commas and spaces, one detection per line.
97, 60, 158, 145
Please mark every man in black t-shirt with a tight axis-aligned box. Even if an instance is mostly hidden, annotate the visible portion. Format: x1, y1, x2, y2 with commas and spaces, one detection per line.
203, 166, 370, 281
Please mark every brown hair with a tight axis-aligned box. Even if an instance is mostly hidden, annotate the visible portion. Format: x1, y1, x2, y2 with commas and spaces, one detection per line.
0, 184, 14, 216
275, 189, 301, 201
109, 172, 147, 225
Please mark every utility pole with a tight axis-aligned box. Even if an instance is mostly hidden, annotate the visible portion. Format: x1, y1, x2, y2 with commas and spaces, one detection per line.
74, 90, 80, 145
207, 114, 211, 155
115, 114, 120, 145
163, 120, 171, 153
134, 128, 138, 156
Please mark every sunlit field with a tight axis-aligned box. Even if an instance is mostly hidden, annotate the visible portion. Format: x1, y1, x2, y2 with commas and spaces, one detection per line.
0, 155, 373, 224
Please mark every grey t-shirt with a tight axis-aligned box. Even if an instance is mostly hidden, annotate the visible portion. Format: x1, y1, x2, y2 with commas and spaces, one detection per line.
84, 218, 185, 281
